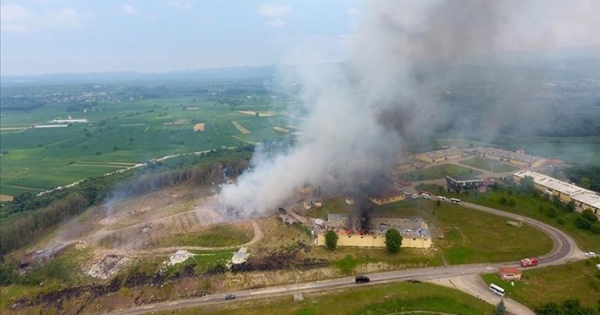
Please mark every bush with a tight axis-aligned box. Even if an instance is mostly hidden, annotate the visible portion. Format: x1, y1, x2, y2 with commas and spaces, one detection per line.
546, 207, 558, 219
582, 209, 599, 222
556, 218, 566, 225
575, 217, 592, 230
590, 223, 600, 235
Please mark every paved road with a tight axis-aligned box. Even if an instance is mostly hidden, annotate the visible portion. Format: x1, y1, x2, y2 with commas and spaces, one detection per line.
106, 202, 581, 315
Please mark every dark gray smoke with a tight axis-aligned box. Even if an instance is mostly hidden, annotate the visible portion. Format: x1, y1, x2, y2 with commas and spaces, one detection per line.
220, 0, 600, 215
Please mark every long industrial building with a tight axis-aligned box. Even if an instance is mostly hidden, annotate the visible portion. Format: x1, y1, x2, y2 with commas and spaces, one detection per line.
476, 147, 545, 168
513, 170, 600, 214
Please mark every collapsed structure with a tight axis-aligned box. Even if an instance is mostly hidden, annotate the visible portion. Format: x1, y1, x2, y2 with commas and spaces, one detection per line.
316, 214, 432, 248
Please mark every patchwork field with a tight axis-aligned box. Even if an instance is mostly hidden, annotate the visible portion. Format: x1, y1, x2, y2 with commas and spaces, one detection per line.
0, 92, 290, 196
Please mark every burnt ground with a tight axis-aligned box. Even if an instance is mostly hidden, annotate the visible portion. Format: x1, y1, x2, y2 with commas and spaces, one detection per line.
6, 240, 330, 315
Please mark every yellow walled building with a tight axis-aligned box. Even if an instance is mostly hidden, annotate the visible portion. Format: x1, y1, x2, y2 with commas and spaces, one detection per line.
414, 148, 463, 164
365, 191, 406, 206
316, 231, 431, 249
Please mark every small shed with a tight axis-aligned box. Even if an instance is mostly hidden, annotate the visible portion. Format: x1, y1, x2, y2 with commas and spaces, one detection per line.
498, 267, 522, 281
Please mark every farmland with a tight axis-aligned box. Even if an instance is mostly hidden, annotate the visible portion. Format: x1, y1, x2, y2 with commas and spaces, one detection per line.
0, 83, 291, 197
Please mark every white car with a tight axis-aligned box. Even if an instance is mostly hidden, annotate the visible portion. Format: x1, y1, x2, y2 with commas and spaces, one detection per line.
585, 252, 596, 258
596, 264, 600, 270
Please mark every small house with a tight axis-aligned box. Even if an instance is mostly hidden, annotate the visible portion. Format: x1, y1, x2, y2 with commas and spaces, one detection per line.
498, 267, 522, 281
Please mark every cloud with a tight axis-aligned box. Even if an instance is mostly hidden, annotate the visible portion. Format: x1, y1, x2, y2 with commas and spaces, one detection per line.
166, 1, 193, 9
120, 4, 137, 16
258, 3, 291, 27
1, 5, 92, 32
1, 5, 33, 32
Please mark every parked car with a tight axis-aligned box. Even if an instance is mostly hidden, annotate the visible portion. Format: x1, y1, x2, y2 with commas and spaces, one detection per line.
355, 275, 370, 283
225, 294, 236, 300
596, 264, 600, 270
411, 194, 419, 199
585, 252, 596, 258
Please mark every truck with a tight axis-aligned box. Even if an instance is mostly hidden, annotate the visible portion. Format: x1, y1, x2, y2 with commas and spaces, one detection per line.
520, 257, 538, 267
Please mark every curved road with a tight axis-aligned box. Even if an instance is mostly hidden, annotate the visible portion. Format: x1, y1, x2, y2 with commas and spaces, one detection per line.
106, 202, 583, 315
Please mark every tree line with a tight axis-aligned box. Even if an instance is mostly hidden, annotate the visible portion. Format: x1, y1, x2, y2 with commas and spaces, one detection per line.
0, 149, 252, 256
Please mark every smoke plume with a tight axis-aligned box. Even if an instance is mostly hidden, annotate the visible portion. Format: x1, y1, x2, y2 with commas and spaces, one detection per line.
220, 0, 600, 215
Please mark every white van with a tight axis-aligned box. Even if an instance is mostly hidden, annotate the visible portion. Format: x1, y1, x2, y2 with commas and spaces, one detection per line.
421, 194, 431, 199
437, 196, 448, 202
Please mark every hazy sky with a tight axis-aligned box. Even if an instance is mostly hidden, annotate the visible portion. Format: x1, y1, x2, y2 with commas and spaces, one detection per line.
1, 0, 599, 76
0, 0, 361, 75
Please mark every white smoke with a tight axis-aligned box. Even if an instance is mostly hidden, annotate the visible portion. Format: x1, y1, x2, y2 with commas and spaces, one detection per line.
220, 0, 600, 215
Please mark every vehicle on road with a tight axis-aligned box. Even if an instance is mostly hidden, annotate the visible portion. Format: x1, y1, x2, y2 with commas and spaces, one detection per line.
585, 252, 596, 258
225, 294, 236, 300
450, 198, 461, 204
596, 264, 600, 270
489, 283, 505, 297
421, 193, 431, 199
355, 275, 370, 283
520, 257, 538, 267
437, 196, 448, 202
411, 194, 419, 199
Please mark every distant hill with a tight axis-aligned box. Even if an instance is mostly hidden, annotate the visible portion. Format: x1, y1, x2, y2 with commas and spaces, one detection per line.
0, 65, 282, 86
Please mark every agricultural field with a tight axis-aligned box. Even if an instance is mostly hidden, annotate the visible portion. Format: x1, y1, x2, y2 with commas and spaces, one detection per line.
0, 83, 292, 197
460, 157, 519, 173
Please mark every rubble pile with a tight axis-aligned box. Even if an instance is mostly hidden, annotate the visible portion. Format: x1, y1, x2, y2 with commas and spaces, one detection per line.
168, 250, 193, 266
89, 254, 126, 279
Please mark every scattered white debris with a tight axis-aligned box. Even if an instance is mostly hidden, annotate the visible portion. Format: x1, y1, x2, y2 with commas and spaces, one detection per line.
231, 247, 249, 265
168, 250, 193, 266
89, 254, 127, 279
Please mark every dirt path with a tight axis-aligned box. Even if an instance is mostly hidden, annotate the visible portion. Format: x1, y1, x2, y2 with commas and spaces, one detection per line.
96, 220, 263, 257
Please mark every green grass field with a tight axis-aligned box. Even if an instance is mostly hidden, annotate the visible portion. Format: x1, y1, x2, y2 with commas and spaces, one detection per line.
303, 199, 553, 270
161, 281, 496, 315
460, 157, 519, 173
157, 224, 253, 248
469, 191, 600, 252
481, 259, 600, 311
0, 95, 290, 196
398, 164, 482, 181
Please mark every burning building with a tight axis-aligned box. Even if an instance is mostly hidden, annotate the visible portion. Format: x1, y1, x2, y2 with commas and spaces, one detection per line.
316, 214, 432, 248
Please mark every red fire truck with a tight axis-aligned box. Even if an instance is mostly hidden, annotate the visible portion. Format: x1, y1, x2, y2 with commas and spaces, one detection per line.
520, 257, 538, 267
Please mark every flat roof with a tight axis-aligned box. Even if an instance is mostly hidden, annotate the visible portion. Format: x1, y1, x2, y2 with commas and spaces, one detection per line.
477, 147, 540, 163
571, 192, 600, 208
513, 171, 583, 196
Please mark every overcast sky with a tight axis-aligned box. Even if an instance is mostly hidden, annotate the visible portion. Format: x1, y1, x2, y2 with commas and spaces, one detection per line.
1, 0, 599, 76
0, 0, 362, 75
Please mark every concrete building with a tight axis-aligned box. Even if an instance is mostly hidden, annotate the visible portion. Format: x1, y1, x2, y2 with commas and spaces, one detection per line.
446, 175, 483, 192
365, 190, 406, 206
513, 171, 600, 214
414, 147, 464, 164
475, 147, 545, 168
